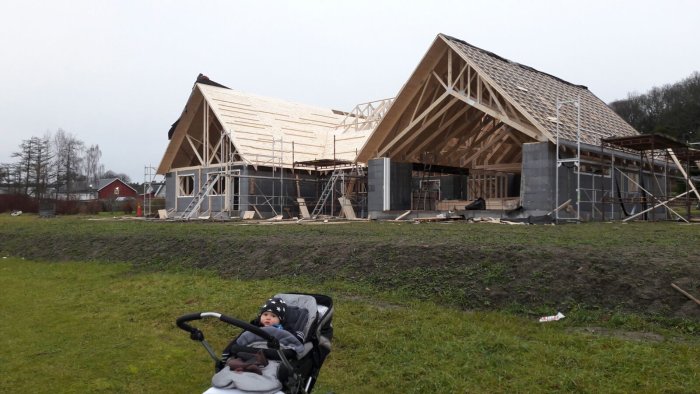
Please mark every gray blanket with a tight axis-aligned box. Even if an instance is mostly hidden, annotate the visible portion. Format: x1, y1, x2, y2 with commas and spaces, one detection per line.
235, 326, 304, 358
211, 360, 282, 393
210, 327, 304, 392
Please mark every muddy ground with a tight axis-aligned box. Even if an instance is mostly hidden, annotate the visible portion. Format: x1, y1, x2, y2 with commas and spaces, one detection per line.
2, 218, 699, 321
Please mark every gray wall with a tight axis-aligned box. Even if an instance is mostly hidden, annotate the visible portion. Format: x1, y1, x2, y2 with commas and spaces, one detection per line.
367, 159, 385, 212
368, 158, 412, 212
166, 166, 326, 218
520, 141, 672, 220
165, 172, 175, 211
521, 142, 556, 213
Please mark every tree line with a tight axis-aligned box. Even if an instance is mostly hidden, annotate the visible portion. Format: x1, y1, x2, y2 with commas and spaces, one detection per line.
609, 71, 700, 142
0, 129, 131, 199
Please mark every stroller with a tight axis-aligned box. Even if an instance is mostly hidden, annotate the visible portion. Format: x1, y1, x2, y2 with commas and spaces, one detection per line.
177, 293, 333, 394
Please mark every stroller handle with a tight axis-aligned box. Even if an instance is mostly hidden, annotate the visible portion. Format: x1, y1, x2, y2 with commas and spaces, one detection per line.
176, 312, 281, 350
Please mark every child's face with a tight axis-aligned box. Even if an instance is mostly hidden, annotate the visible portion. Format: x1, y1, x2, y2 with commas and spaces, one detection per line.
260, 311, 281, 326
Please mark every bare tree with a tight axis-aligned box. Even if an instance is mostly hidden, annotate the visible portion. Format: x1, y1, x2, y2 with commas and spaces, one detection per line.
0, 164, 8, 185
84, 144, 102, 186
52, 129, 85, 199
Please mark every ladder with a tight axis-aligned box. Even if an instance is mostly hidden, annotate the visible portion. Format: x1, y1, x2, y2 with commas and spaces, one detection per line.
311, 169, 344, 219
179, 173, 221, 219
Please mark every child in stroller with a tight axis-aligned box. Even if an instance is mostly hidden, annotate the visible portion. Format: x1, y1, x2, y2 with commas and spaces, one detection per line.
176, 293, 333, 394
219, 297, 303, 377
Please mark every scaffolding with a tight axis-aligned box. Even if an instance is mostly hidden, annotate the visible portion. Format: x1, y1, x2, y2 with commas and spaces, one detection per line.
600, 134, 700, 222
174, 129, 368, 220
295, 159, 367, 219
142, 165, 162, 217
554, 97, 582, 223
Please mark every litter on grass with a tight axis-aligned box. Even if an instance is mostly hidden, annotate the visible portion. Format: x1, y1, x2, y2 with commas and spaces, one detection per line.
538, 312, 565, 323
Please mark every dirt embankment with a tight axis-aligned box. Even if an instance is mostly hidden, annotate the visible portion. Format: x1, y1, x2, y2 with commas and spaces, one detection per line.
2, 222, 699, 321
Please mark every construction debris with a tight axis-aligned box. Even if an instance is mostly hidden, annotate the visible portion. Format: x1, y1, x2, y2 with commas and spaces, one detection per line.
471, 217, 526, 225
395, 210, 412, 221
671, 283, 700, 306
538, 312, 565, 323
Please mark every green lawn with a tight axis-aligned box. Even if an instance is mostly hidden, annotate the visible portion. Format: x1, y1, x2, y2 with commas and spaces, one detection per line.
1, 258, 698, 393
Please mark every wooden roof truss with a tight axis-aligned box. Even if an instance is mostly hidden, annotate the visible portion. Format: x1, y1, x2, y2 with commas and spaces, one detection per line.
336, 98, 395, 133
169, 94, 242, 171
364, 44, 539, 172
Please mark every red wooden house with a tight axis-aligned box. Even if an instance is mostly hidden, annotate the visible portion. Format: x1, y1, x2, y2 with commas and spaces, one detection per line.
97, 178, 138, 200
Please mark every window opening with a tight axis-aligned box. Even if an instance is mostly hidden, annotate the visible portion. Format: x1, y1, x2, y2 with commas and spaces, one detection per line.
178, 175, 194, 196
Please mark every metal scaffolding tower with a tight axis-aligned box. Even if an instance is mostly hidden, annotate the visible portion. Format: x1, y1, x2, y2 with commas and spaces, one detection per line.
554, 97, 581, 223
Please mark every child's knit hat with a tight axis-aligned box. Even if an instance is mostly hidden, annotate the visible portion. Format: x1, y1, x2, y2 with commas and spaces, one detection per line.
259, 297, 287, 322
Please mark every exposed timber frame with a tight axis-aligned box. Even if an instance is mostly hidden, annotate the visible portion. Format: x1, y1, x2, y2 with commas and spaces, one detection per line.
358, 37, 542, 173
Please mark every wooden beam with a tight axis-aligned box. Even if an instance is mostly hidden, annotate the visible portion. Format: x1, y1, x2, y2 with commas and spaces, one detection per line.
477, 132, 510, 167
446, 120, 503, 163
410, 76, 430, 122
472, 162, 522, 172
671, 283, 700, 306
451, 60, 469, 90
203, 101, 209, 164
421, 83, 443, 127
484, 135, 510, 164
209, 128, 224, 165
668, 148, 700, 201
378, 92, 451, 157
398, 102, 470, 158
441, 36, 551, 142
357, 42, 448, 162
186, 135, 204, 165
439, 116, 488, 159
432, 71, 448, 91
460, 125, 508, 167
494, 142, 516, 164
447, 49, 452, 88
450, 90, 542, 141
481, 80, 507, 117
390, 96, 461, 157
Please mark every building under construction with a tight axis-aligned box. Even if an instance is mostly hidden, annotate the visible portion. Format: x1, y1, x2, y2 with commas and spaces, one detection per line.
156, 34, 699, 222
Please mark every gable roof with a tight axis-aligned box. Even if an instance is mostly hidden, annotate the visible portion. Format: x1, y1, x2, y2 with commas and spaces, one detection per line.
199, 84, 373, 164
358, 34, 639, 165
442, 35, 639, 145
158, 79, 375, 173
96, 178, 138, 193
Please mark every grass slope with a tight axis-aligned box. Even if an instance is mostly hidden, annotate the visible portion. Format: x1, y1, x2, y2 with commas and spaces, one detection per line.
2, 259, 699, 393
1, 215, 699, 321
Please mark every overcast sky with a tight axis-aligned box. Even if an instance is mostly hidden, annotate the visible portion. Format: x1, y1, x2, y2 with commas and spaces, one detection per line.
1, 0, 698, 182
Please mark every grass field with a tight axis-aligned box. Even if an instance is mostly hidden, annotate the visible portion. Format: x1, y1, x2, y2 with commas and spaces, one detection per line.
1, 258, 699, 393
1, 214, 699, 392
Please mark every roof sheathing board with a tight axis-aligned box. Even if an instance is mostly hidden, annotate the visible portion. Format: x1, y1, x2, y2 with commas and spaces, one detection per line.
444, 36, 639, 146
197, 84, 370, 166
